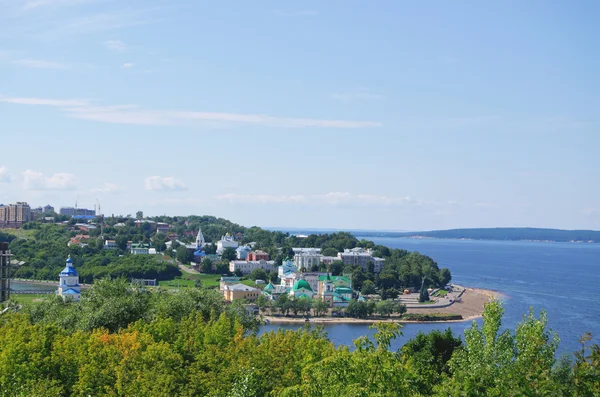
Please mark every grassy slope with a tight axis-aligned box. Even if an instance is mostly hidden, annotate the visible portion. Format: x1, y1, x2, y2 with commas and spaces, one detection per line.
2, 228, 37, 240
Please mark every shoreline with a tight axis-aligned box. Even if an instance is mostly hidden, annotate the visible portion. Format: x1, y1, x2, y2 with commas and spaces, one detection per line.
263, 285, 502, 325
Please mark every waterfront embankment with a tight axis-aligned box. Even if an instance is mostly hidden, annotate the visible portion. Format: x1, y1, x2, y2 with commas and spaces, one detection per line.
264, 286, 503, 325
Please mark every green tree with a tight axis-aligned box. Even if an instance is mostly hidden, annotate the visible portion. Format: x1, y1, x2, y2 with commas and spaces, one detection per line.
256, 294, 270, 314
312, 299, 329, 317
361, 279, 377, 295
201, 258, 213, 274
136, 211, 143, 220
375, 300, 397, 317
274, 294, 292, 316
419, 288, 430, 302
249, 268, 268, 281
222, 247, 237, 261
329, 260, 344, 276
294, 298, 313, 316
176, 246, 192, 264
437, 300, 559, 395
321, 247, 338, 257
215, 261, 229, 275
351, 269, 367, 291
401, 328, 462, 394
382, 288, 400, 300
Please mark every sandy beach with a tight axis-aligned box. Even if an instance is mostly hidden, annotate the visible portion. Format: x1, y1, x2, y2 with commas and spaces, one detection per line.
263, 287, 503, 325
408, 287, 503, 321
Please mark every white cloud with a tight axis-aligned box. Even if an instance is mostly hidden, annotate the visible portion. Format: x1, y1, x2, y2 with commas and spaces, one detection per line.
1, 95, 382, 129
103, 39, 128, 52
90, 182, 124, 194
0, 166, 13, 183
0, 95, 89, 107
12, 58, 71, 70
145, 176, 187, 191
23, 170, 78, 190
215, 192, 415, 207
330, 92, 384, 103
122, 62, 134, 69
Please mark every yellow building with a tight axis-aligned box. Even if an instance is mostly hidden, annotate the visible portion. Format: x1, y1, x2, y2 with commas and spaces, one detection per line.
221, 283, 262, 302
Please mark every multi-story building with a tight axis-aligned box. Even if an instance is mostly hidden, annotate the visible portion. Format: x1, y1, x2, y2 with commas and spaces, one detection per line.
0, 242, 10, 302
293, 248, 322, 270
156, 222, 171, 234
247, 250, 269, 261
0, 202, 31, 228
229, 260, 276, 275
338, 247, 385, 273
59, 207, 96, 217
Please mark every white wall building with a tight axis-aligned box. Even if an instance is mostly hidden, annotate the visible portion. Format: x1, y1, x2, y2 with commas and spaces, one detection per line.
217, 233, 239, 254
293, 249, 322, 270
229, 260, 276, 275
338, 247, 385, 273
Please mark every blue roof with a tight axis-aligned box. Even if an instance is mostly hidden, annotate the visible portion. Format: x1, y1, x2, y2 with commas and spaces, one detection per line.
194, 250, 206, 256
71, 215, 96, 220
62, 288, 80, 294
60, 266, 78, 276
66, 256, 73, 264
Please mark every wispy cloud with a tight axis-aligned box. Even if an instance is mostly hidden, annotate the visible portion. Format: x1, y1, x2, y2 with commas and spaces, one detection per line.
103, 39, 128, 52
215, 192, 416, 207
12, 58, 71, 70
0, 166, 13, 183
4, 4, 161, 39
0, 95, 382, 129
23, 170, 78, 190
331, 92, 384, 103
19, 0, 99, 12
90, 182, 124, 194
272, 9, 318, 17
145, 176, 187, 192
122, 62, 134, 69
0, 95, 89, 107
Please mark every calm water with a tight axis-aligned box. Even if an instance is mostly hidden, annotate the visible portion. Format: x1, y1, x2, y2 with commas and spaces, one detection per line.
261, 238, 600, 356
11, 281, 57, 292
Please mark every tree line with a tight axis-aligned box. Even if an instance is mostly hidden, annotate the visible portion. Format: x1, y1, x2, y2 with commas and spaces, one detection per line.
0, 280, 597, 396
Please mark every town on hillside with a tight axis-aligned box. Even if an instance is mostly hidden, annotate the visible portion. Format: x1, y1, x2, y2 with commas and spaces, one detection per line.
0, 201, 453, 319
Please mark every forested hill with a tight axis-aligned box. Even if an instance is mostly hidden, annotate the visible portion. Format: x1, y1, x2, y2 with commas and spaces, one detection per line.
391, 228, 600, 243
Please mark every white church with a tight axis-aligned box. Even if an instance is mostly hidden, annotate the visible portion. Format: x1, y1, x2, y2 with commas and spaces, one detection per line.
57, 255, 81, 301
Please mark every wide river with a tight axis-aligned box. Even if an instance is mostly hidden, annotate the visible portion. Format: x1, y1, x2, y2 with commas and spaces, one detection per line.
261, 237, 600, 356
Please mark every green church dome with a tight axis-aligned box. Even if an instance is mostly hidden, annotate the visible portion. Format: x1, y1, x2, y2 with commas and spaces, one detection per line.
292, 279, 313, 292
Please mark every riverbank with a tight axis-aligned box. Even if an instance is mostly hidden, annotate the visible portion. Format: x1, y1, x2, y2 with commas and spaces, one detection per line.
264, 286, 503, 325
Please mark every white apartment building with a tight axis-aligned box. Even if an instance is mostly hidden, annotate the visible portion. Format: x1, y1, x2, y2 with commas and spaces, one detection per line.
229, 260, 276, 275
338, 247, 385, 273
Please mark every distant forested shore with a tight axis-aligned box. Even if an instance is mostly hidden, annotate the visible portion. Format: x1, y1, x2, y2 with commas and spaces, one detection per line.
347, 227, 600, 243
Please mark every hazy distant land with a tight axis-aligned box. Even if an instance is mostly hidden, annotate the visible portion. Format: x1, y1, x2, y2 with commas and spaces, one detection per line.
269, 227, 600, 243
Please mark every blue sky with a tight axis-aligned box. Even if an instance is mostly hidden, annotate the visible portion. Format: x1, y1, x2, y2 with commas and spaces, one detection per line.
0, 0, 598, 231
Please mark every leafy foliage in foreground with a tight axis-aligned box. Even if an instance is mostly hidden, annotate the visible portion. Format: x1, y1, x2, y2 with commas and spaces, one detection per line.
0, 282, 598, 396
